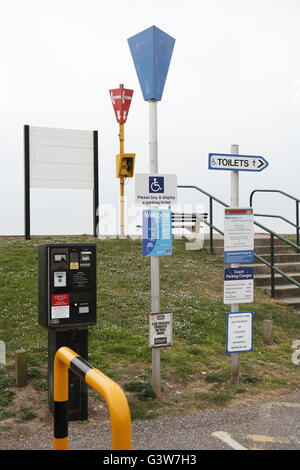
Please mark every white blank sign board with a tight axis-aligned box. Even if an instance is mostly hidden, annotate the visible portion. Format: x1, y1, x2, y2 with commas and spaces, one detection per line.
29, 126, 94, 189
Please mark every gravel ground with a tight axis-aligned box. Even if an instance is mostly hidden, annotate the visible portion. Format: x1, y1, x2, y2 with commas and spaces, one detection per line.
1, 388, 300, 451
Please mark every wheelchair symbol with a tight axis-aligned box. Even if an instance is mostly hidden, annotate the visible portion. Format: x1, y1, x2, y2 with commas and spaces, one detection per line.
149, 176, 164, 193
151, 178, 162, 192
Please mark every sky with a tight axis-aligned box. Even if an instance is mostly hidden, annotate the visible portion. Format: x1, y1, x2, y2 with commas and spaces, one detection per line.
1, 0, 300, 237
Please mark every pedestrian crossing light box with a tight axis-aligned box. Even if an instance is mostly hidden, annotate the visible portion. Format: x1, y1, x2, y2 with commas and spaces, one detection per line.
38, 243, 97, 328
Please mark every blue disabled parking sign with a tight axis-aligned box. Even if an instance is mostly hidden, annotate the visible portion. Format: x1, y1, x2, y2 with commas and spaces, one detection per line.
149, 176, 164, 194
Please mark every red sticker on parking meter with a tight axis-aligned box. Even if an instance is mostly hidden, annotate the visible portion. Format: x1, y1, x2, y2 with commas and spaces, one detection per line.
51, 294, 69, 306
109, 88, 133, 123
51, 294, 70, 319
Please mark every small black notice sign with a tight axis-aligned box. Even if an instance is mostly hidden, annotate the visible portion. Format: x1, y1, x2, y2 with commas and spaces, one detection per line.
72, 271, 89, 288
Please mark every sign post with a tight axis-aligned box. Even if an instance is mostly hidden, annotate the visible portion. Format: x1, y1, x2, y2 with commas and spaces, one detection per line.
128, 26, 175, 398
209, 145, 269, 384
149, 98, 161, 398
230, 144, 240, 384
109, 84, 134, 238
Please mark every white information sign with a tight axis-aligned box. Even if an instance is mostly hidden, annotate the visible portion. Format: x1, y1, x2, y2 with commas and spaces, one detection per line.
135, 174, 177, 206
224, 208, 254, 264
29, 126, 94, 189
226, 311, 253, 353
149, 312, 172, 348
51, 306, 70, 319
224, 267, 254, 304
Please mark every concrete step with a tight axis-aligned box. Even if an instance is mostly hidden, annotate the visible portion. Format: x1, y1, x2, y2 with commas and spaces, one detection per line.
249, 262, 300, 274
204, 236, 293, 249
278, 297, 300, 310
253, 253, 300, 263
260, 284, 300, 299
209, 244, 295, 255
254, 272, 300, 287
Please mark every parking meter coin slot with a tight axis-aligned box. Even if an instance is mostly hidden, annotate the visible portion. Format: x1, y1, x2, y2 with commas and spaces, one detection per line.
53, 253, 67, 264
69, 250, 79, 270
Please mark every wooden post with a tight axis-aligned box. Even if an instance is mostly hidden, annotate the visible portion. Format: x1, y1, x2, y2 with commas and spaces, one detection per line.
0, 341, 6, 365
15, 349, 28, 387
262, 320, 273, 345
231, 353, 240, 385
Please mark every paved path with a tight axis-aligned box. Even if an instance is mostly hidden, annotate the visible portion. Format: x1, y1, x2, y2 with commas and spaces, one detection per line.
1, 388, 300, 450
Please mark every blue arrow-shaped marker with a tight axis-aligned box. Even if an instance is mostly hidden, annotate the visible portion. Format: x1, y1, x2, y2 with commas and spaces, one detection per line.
127, 26, 175, 101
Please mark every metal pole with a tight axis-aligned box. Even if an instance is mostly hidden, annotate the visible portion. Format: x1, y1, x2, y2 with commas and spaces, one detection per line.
93, 130, 99, 238
230, 144, 240, 385
270, 233, 275, 297
149, 99, 161, 399
119, 84, 125, 239
24, 125, 31, 240
209, 197, 214, 254
296, 201, 299, 251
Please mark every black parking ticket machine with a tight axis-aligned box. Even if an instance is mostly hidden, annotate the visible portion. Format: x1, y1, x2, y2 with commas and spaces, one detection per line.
38, 243, 97, 329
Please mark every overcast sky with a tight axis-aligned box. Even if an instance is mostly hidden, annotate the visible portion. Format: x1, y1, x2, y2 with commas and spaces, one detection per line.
1, 0, 300, 236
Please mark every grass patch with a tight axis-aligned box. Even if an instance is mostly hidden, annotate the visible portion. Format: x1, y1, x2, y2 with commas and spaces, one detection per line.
128, 401, 159, 421
32, 379, 48, 391
194, 391, 233, 408
0, 389, 15, 407
0, 408, 16, 420
18, 406, 37, 422
0, 236, 299, 421
124, 381, 155, 399
28, 368, 45, 379
0, 374, 15, 389
205, 372, 230, 384
240, 375, 262, 384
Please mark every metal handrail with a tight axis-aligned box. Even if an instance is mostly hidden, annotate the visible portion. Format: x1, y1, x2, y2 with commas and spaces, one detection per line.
53, 347, 132, 450
178, 184, 300, 298
254, 213, 300, 231
250, 189, 300, 246
250, 189, 300, 205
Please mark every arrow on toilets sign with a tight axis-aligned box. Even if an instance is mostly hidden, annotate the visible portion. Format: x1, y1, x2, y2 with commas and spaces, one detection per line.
208, 153, 269, 172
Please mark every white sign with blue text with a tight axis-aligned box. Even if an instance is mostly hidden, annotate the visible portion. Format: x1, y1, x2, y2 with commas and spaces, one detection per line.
226, 311, 253, 354
224, 267, 254, 304
142, 209, 172, 257
208, 153, 269, 172
224, 208, 254, 264
135, 174, 177, 207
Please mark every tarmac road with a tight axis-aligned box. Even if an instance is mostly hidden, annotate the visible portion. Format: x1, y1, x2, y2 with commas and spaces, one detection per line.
1, 387, 300, 452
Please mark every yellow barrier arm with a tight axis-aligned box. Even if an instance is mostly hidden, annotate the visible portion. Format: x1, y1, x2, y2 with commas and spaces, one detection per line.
53, 347, 132, 450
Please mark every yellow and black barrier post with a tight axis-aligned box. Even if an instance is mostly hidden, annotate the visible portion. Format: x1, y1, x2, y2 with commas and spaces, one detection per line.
53, 347, 132, 450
